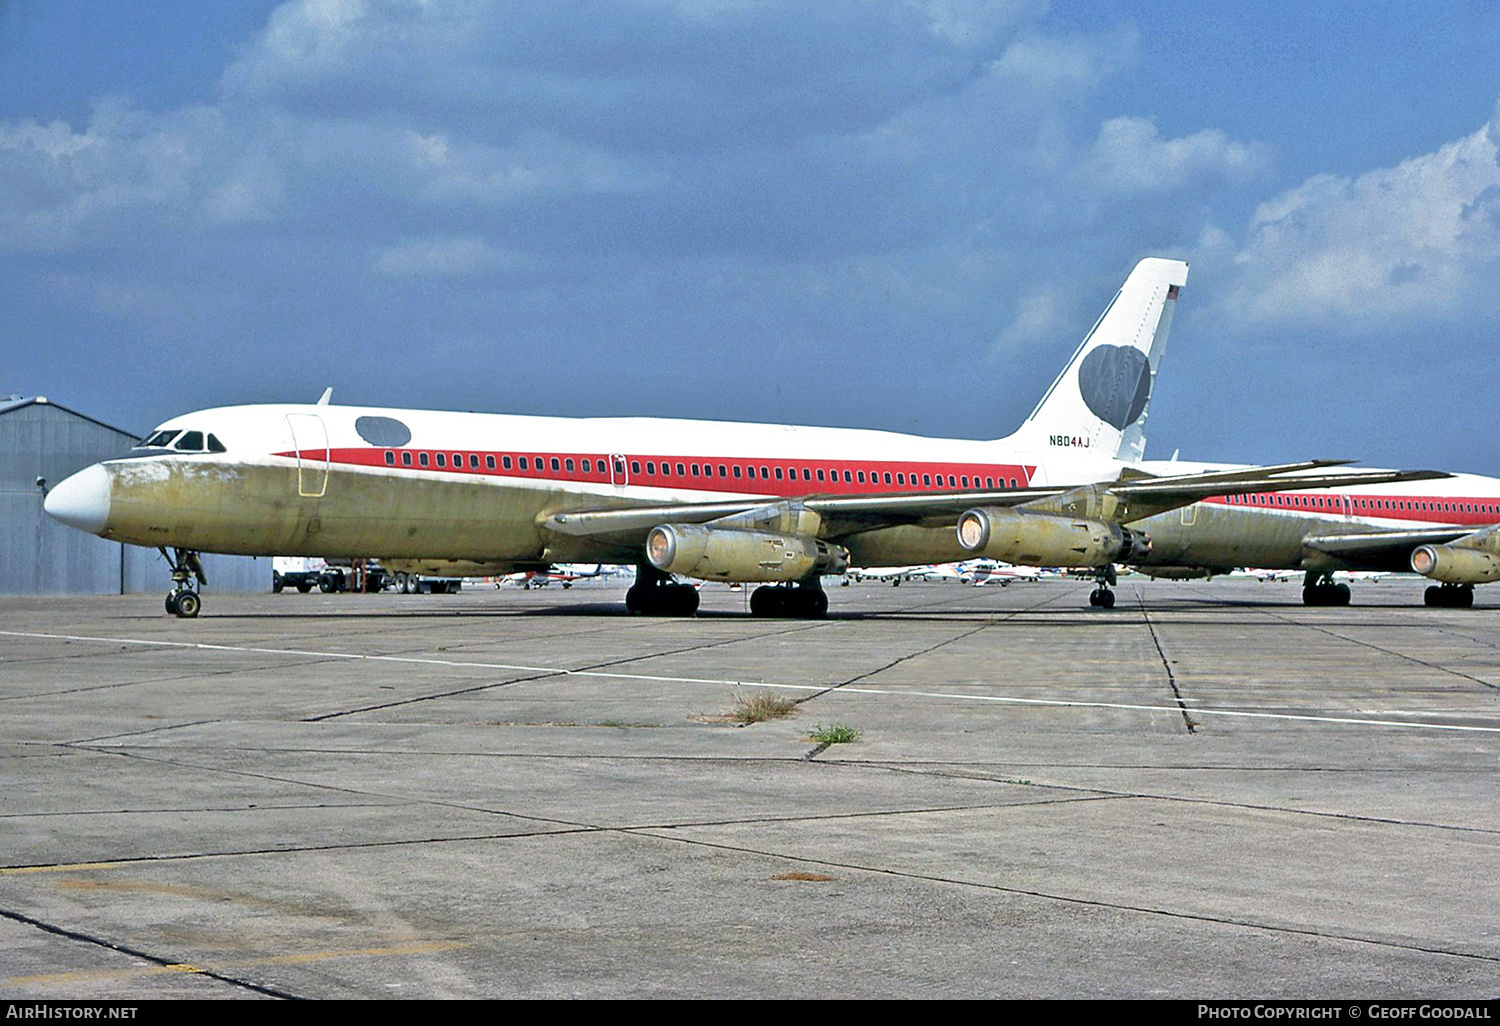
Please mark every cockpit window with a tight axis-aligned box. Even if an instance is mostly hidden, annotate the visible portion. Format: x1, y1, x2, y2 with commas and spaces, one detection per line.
206, 433, 227, 453
140, 430, 180, 448
174, 431, 205, 451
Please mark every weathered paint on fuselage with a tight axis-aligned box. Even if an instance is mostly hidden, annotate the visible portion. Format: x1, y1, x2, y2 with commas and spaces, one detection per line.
70, 403, 1500, 577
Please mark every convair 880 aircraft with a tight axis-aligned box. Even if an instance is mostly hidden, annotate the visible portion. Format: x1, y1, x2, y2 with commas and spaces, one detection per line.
44, 259, 1467, 618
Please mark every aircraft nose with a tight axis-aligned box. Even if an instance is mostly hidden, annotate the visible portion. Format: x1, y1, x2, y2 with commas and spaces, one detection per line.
44, 463, 112, 536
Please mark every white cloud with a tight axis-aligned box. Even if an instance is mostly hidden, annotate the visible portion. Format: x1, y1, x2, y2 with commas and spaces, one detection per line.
993, 289, 1071, 352
373, 236, 525, 277
1086, 116, 1269, 194
1217, 104, 1500, 328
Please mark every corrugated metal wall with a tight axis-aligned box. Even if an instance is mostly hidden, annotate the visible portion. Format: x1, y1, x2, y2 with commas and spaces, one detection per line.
1, 399, 268, 595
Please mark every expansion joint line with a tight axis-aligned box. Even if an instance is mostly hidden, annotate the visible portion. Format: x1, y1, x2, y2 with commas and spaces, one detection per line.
0, 907, 302, 999
1134, 588, 1197, 733
796, 586, 1071, 706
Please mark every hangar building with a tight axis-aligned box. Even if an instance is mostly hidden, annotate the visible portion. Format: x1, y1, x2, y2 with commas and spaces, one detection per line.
1, 396, 266, 595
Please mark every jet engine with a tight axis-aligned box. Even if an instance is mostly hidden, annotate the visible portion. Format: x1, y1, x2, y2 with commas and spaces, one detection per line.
1410, 544, 1500, 585
646, 524, 849, 582
955, 507, 1151, 567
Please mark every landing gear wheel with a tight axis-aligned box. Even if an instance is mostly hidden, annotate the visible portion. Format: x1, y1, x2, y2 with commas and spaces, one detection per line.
1303, 573, 1351, 607
626, 577, 699, 616
749, 583, 828, 619
158, 547, 207, 619
1087, 565, 1117, 609
166, 590, 200, 618
1425, 584, 1475, 608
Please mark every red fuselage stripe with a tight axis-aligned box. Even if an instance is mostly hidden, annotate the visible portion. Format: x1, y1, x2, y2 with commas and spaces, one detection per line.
274, 448, 1037, 497
1204, 493, 1500, 528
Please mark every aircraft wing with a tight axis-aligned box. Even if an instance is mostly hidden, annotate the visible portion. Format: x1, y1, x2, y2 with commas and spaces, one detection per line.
1302, 527, 1482, 561
541, 462, 1450, 543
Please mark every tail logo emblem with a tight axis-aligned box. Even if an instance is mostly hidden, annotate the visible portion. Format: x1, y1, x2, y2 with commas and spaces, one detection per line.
1078, 345, 1151, 430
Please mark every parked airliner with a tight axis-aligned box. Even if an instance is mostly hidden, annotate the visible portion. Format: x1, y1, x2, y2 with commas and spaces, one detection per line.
44, 258, 1460, 617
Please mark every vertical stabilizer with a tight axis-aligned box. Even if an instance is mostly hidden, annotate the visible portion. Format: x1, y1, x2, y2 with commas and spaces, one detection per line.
1006, 258, 1188, 462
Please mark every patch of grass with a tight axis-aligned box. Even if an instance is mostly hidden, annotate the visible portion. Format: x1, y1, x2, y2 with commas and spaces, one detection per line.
729, 691, 799, 724
807, 723, 860, 745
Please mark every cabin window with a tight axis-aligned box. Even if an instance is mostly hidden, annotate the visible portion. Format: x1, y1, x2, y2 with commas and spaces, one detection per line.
384, 451, 395, 465
734, 465, 743, 479
802, 468, 811, 481
897, 473, 905, 484
435, 453, 446, 467
691, 464, 700, 477
141, 430, 179, 448
174, 431, 205, 451
206, 434, 227, 453
502, 455, 512, 469
402, 451, 413, 466
453, 454, 462, 467
419, 452, 429, 466
760, 466, 769, 478
1010, 478, 1017, 488
550, 457, 560, 472
843, 470, 852, 483
646, 462, 656, 475
471, 454, 480, 468
923, 474, 931, 487
816, 469, 825, 482
961, 476, 969, 488
580, 458, 590, 473
884, 472, 892, 485
485, 455, 495, 469
565, 458, 574, 472
519, 456, 528, 470
631, 461, 641, 474
718, 464, 727, 477
775, 467, 784, 480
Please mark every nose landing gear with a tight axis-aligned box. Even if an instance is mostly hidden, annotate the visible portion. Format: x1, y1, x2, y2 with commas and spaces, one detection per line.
1087, 565, 1117, 609
160, 547, 206, 618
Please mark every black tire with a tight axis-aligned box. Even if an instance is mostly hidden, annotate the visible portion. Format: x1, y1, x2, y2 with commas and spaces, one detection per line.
1088, 589, 1101, 607
804, 590, 829, 618
1425, 586, 1441, 607
1098, 589, 1116, 609
165, 592, 179, 615
296, 580, 314, 593
272, 573, 284, 594
173, 591, 201, 618
1335, 583, 1351, 606
750, 586, 780, 617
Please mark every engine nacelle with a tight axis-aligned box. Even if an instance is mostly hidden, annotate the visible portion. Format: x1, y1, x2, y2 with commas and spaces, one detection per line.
1410, 544, 1500, 585
956, 507, 1152, 567
646, 524, 850, 582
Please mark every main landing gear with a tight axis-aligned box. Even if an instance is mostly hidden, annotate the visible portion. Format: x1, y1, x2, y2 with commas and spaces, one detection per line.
626, 563, 700, 616
1302, 570, 1351, 606
159, 546, 206, 618
1088, 564, 1117, 609
749, 580, 829, 619
1425, 583, 1475, 608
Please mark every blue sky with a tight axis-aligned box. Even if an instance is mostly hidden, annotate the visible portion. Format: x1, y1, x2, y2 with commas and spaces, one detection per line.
3, 1, 1498, 473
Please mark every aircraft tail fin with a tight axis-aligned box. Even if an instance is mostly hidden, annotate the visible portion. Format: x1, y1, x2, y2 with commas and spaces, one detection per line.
1007, 257, 1188, 462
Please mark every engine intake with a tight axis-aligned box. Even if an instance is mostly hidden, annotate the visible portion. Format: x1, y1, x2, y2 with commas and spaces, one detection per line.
956, 507, 1151, 567
1411, 544, 1500, 585
646, 524, 849, 582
